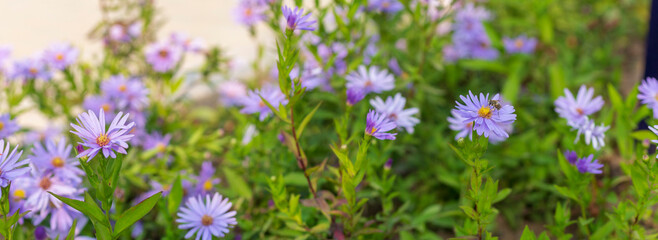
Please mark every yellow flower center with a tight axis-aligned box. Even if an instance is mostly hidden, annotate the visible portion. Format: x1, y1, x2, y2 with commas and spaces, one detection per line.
258, 101, 265, 108
163, 184, 171, 192
0, 122, 4, 130
576, 107, 584, 115
102, 104, 111, 112
477, 106, 492, 119
514, 39, 524, 48
466, 122, 473, 128
51, 157, 65, 168
159, 49, 169, 58
96, 134, 110, 147
29, 68, 38, 74
201, 214, 214, 226
245, 8, 253, 16
119, 84, 127, 92
55, 53, 64, 61
654, 94, 658, 102
13, 189, 26, 200
203, 180, 213, 191
365, 80, 373, 87
39, 177, 52, 190
370, 127, 377, 134
156, 143, 166, 152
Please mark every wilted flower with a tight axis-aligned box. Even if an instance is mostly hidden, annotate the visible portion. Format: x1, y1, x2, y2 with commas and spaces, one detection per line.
282, 5, 316, 31
42, 43, 78, 70
218, 80, 247, 107
370, 93, 419, 133
346, 65, 395, 95
574, 154, 604, 174
638, 77, 658, 119
0, 140, 30, 194
555, 85, 604, 127
365, 110, 397, 140
70, 109, 135, 160
503, 35, 537, 54
29, 137, 83, 184
145, 41, 183, 72
177, 193, 237, 240
368, 0, 403, 13
0, 114, 19, 139
574, 118, 609, 150
234, 0, 267, 27
454, 92, 516, 139
240, 86, 288, 121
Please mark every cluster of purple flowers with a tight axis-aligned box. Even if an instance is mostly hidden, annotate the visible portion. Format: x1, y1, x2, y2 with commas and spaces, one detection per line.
564, 151, 604, 174
107, 21, 142, 43
1, 43, 78, 82
233, 0, 269, 27
345, 65, 395, 105
554, 85, 608, 150
370, 93, 420, 133
451, 92, 517, 140
240, 85, 288, 121
144, 32, 207, 72
443, 3, 498, 62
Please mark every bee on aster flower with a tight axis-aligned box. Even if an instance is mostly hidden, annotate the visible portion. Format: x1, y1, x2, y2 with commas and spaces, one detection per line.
454, 91, 516, 140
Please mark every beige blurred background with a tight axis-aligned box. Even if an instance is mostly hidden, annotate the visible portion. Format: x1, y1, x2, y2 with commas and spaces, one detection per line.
0, 0, 270, 67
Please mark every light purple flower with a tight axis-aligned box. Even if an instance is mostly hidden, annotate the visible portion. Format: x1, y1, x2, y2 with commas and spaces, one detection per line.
554, 85, 604, 127
109, 24, 130, 42
218, 80, 247, 107
83, 95, 117, 122
503, 35, 537, 54
241, 124, 258, 145
454, 2, 491, 22
368, 0, 403, 13
23, 167, 80, 221
447, 109, 474, 140
639, 77, 658, 119
170, 32, 207, 53
444, 3, 499, 62
43, 43, 78, 70
9, 177, 30, 218
101, 75, 149, 110
574, 154, 604, 174
142, 132, 171, 157
0, 114, 19, 139
0, 140, 30, 192
454, 92, 516, 139
194, 161, 221, 196
365, 110, 397, 140
145, 41, 183, 72
177, 193, 238, 240
29, 137, 83, 184
127, 21, 143, 38
240, 86, 288, 121
70, 109, 135, 160
12, 57, 52, 81
574, 118, 609, 150
346, 88, 366, 105
346, 65, 395, 95
234, 0, 267, 27
370, 93, 419, 133
282, 5, 316, 31
564, 150, 578, 165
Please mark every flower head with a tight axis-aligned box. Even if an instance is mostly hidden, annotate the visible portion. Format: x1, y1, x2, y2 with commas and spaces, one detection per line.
574, 118, 609, 150
0, 140, 30, 191
0, 114, 19, 139
638, 77, 658, 119
143, 132, 171, 154
370, 93, 419, 133
101, 75, 149, 110
240, 86, 288, 121
448, 109, 474, 140
177, 193, 237, 240
70, 109, 135, 160
83, 95, 117, 122
454, 92, 516, 139
234, 0, 267, 27
555, 85, 604, 127
29, 137, 83, 184
170, 32, 207, 53
12, 56, 52, 81
564, 150, 578, 165
574, 154, 604, 174
282, 5, 316, 31
218, 80, 247, 107
346, 65, 395, 95
145, 41, 183, 72
43, 43, 78, 70
365, 110, 397, 140
503, 35, 537, 54
23, 166, 80, 219
368, 0, 403, 13
346, 88, 366, 105
194, 161, 221, 196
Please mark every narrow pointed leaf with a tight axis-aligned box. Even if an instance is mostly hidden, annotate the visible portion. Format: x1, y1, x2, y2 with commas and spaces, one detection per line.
113, 192, 162, 237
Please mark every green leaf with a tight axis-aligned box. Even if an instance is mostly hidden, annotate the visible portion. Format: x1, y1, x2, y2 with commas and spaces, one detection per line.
590, 221, 614, 240
502, 59, 524, 104
296, 102, 322, 138
114, 192, 162, 237
520, 226, 536, 240
460, 59, 505, 73
168, 176, 184, 215
549, 64, 565, 100
259, 95, 290, 123
65, 219, 78, 240
223, 168, 253, 199
493, 188, 512, 203
631, 130, 654, 141
50, 192, 110, 228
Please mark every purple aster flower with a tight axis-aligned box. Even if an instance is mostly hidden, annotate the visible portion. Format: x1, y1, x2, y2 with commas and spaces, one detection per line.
388, 58, 402, 76
24, 167, 80, 219
365, 110, 397, 140
288, 64, 328, 91
0, 140, 30, 193
109, 24, 130, 42
170, 32, 207, 53
574, 154, 603, 174
132, 221, 144, 238
177, 193, 237, 240
127, 21, 143, 38
368, 0, 404, 13
34, 226, 47, 240
564, 150, 578, 164
9, 177, 30, 220
0, 114, 19, 139
29, 137, 84, 184
574, 118, 609, 150
282, 5, 316, 31
101, 75, 149, 110
133, 180, 169, 205
370, 93, 420, 133
12, 56, 52, 81
454, 2, 491, 23
83, 95, 117, 122
638, 77, 658, 119
240, 86, 288, 121
70, 109, 135, 160
346, 88, 366, 105
447, 109, 474, 140
234, 0, 267, 27
346, 65, 395, 95
454, 92, 517, 139
194, 161, 221, 196
142, 132, 171, 153
43, 43, 78, 70
145, 41, 183, 72
24, 127, 61, 145
554, 85, 604, 127
218, 80, 247, 107
503, 35, 537, 54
